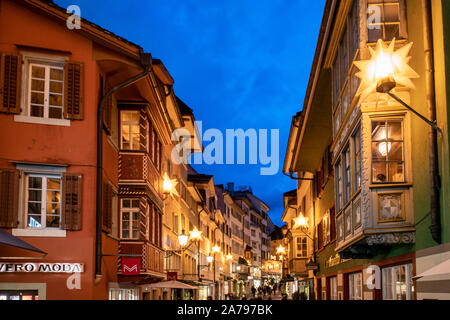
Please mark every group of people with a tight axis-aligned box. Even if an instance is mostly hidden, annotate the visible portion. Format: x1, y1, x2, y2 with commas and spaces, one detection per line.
249, 283, 281, 299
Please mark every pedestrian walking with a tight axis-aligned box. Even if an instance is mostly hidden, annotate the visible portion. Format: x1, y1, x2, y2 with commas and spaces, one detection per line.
251, 285, 256, 297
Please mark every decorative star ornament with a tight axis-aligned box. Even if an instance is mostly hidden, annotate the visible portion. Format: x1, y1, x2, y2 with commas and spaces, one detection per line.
162, 173, 179, 197
353, 38, 419, 103
189, 227, 202, 240
293, 215, 307, 229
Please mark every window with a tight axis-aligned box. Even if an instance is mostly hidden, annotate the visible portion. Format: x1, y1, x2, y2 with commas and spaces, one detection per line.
120, 111, 140, 150
26, 174, 61, 229
296, 237, 307, 258
120, 199, 140, 239
349, 272, 362, 300
109, 288, 139, 300
382, 263, 413, 300
367, 0, 405, 43
28, 63, 64, 119
371, 120, 405, 183
343, 144, 351, 204
335, 159, 343, 212
329, 277, 338, 300
353, 126, 362, 192
322, 214, 331, 246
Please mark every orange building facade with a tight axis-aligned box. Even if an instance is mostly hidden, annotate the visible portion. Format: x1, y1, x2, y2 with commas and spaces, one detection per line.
0, 0, 191, 300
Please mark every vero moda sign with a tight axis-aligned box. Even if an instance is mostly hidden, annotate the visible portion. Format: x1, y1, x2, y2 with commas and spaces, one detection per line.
122, 258, 140, 275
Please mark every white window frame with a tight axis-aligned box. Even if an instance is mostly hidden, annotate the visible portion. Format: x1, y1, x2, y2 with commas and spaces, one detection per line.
15, 51, 70, 127
349, 272, 362, 300
24, 173, 62, 230
120, 110, 140, 150
120, 198, 140, 240
382, 263, 413, 300
296, 236, 308, 258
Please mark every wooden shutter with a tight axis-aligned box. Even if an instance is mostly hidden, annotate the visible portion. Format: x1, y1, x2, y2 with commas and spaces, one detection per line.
61, 173, 82, 230
330, 206, 336, 241
317, 221, 323, 250
0, 169, 20, 228
102, 181, 112, 233
139, 109, 147, 152
64, 61, 84, 120
0, 54, 21, 114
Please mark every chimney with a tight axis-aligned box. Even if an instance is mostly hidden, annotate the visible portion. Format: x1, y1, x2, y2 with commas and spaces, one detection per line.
227, 182, 234, 192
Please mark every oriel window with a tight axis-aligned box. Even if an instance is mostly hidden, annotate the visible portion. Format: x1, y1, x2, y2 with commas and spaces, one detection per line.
120, 198, 140, 239
367, 0, 406, 43
371, 120, 405, 183
120, 111, 140, 150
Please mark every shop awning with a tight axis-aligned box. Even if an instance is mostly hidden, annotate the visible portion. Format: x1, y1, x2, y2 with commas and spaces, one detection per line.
145, 280, 198, 290
413, 259, 450, 280
0, 229, 47, 258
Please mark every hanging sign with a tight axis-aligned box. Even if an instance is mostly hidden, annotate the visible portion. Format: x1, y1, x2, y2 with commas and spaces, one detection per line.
122, 258, 140, 275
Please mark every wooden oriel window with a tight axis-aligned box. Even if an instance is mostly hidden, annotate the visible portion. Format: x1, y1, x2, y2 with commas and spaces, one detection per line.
120, 111, 140, 150
120, 198, 140, 239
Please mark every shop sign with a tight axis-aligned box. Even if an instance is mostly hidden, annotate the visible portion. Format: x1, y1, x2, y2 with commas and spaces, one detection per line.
167, 272, 177, 280
122, 257, 140, 275
325, 254, 350, 268
0, 262, 84, 273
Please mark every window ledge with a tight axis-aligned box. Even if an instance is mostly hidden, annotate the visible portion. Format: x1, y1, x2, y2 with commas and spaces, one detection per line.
14, 115, 70, 127
12, 228, 67, 237
369, 183, 412, 189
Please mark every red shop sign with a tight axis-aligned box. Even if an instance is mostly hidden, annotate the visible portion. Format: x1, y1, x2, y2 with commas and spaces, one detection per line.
122, 258, 140, 275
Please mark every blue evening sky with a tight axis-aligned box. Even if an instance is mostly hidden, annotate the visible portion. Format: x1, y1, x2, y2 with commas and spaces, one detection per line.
56, 0, 326, 226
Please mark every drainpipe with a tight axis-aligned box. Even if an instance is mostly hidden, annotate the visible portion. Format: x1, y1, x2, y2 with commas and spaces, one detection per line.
95, 52, 152, 283
422, 0, 441, 244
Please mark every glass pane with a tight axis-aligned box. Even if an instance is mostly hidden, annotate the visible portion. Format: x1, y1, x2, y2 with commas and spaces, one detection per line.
121, 111, 139, 122
30, 105, 44, 117
132, 133, 140, 150
31, 92, 44, 104
27, 215, 42, 228
49, 107, 62, 119
132, 230, 139, 239
47, 178, 61, 189
29, 177, 42, 189
122, 230, 129, 238
373, 162, 387, 182
46, 202, 60, 215
122, 199, 130, 208
121, 125, 130, 149
31, 79, 45, 91
372, 142, 387, 160
28, 202, 41, 215
388, 121, 402, 140
132, 212, 139, 221
372, 121, 387, 140
50, 81, 63, 94
384, 4, 399, 22
50, 68, 63, 81
28, 190, 42, 201
368, 26, 382, 43
389, 162, 404, 182
46, 214, 60, 228
49, 94, 62, 106
122, 212, 130, 220
122, 221, 130, 230
385, 24, 400, 40
131, 199, 140, 208
388, 141, 403, 161
31, 66, 45, 79
47, 190, 60, 203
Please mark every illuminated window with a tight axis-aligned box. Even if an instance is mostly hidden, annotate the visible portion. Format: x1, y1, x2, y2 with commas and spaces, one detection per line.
349, 272, 362, 300
120, 199, 140, 239
371, 119, 405, 183
296, 237, 307, 258
367, 0, 406, 43
382, 263, 413, 300
353, 126, 362, 192
26, 174, 61, 229
120, 111, 140, 150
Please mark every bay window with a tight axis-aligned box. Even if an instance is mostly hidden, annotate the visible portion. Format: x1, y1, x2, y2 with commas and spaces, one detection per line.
367, 0, 406, 43
371, 119, 405, 183
353, 126, 362, 192
120, 111, 140, 150
343, 144, 351, 204
296, 237, 307, 258
120, 198, 140, 239
335, 159, 343, 212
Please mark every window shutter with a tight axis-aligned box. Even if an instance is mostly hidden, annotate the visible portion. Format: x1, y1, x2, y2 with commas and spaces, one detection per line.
139, 109, 147, 152
0, 53, 21, 114
61, 173, 82, 230
330, 206, 336, 241
0, 169, 20, 228
102, 181, 112, 233
64, 61, 84, 120
318, 221, 323, 250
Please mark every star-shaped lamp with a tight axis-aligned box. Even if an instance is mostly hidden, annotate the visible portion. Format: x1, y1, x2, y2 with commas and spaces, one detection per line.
354, 38, 419, 102
189, 227, 202, 241
162, 173, 178, 198
293, 215, 308, 229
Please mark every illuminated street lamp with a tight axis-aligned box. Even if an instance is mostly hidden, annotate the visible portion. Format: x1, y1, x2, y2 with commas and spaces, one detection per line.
178, 230, 189, 248
276, 245, 286, 255
162, 173, 178, 199
293, 214, 308, 229
354, 38, 441, 133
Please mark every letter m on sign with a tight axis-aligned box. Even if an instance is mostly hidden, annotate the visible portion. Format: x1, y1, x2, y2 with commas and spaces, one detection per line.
122, 258, 140, 275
